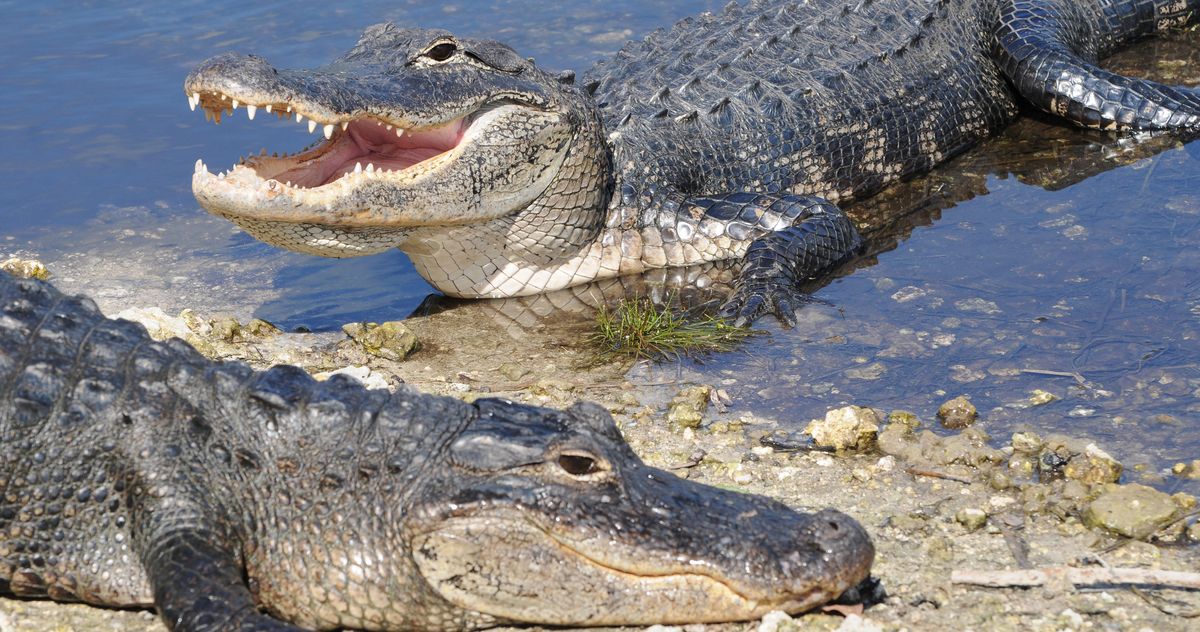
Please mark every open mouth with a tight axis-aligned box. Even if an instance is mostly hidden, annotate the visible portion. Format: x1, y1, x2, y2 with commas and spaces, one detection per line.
187, 89, 471, 193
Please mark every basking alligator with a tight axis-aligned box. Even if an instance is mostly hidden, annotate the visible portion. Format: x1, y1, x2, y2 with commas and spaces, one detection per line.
0, 270, 873, 631
184, 0, 1200, 325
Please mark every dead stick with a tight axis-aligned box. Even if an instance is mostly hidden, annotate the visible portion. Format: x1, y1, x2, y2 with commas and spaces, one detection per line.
1020, 368, 1087, 385
952, 566, 1200, 590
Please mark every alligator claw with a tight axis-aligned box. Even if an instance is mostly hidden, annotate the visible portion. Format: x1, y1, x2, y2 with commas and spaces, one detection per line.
719, 281, 813, 328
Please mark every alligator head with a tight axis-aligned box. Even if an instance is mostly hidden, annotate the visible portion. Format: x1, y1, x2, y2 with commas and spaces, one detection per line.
185, 24, 609, 278
408, 399, 874, 627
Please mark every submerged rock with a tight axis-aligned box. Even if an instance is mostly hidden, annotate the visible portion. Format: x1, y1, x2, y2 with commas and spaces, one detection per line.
1172, 459, 1200, 480
805, 406, 879, 452
937, 395, 977, 429
1083, 484, 1179, 539
1027, 389, 1058, 406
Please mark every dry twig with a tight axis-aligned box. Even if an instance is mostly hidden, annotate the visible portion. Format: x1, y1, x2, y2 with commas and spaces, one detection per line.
905, 467, 972, 484
952, 566, 1200, 590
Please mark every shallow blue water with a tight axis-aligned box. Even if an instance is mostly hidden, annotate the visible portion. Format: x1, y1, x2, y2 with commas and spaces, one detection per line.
1, 2, 1197, 491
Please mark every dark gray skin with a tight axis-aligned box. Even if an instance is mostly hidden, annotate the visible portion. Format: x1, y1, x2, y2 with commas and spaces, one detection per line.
184, 0, 1200, 326
0, 270, 873, 631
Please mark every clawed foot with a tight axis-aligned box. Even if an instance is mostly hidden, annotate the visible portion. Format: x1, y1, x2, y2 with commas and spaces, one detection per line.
717, 281, 827, 327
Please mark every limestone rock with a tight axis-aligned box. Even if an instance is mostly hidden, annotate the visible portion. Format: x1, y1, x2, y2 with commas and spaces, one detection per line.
1010, 431, 1043, 454
1084, 484, 1179, 539
1, 257, 50, 280
114, 306, 191, 341
955, 508, 988, 531
314, 365, 390, 390
1038, 435, 1123, 484
668, 385, 712, 429
343, 321, 419, 362
805, 406, 879, 452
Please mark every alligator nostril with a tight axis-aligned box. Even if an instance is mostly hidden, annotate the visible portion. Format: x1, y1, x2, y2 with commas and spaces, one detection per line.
828, 520, 840, 532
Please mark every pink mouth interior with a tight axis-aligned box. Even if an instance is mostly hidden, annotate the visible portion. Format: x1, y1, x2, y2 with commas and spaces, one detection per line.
266, 118, 468, 188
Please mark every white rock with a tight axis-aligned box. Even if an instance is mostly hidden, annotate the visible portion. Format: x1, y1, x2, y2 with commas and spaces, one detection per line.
314, 366, 390, 390
114, 306, 190, 341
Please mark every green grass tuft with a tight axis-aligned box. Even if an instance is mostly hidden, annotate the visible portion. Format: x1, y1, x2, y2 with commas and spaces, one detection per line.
590, 297, 761, 360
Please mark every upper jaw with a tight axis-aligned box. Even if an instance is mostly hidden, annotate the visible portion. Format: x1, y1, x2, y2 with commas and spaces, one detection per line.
184, 51, 494, 130
184, 49, 570, 229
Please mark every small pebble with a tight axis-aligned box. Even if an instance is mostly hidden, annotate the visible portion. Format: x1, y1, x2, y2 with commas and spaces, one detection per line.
955, 507, 988, 531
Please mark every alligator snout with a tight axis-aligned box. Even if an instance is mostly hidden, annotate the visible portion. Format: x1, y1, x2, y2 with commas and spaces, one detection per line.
806, 509, 876, 593
814, 508, 873, 555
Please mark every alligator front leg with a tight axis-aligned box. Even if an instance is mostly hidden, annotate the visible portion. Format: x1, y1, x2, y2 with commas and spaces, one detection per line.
142, 527, 301, 631
995, 0, 1200, 130
676, 193, 861, 327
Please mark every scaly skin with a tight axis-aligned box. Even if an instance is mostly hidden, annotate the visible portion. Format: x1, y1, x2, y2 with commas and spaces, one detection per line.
184, 0, 1200, 326
0, 270, 873, 631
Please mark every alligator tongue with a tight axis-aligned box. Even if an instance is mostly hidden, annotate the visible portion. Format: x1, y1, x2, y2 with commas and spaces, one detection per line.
272, 118, 467, 187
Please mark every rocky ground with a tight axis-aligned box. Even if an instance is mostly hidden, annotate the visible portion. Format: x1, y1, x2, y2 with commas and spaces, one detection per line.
1, 269, 1197, 631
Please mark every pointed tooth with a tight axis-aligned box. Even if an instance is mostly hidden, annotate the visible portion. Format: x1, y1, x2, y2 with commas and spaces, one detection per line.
396, 128, 404, 138
266, 104, 273, 113
220, 94, 227, 101
188, 95, 197, 111
308, 119, 317, 133
354, 162, 363, 173
341, 121, 349, 131
297, 112, 304, 123
323, 124, 334, 139
286, 105, 292, 113
247, 104, 257, 120
194, 159, 203, 174
385, 124, 393, 130
231, 99, 239, 109
366, 163, 375, 173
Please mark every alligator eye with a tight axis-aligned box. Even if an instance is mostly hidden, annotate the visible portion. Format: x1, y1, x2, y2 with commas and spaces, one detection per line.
557, 453, 601, 477
423, 42, 457, 62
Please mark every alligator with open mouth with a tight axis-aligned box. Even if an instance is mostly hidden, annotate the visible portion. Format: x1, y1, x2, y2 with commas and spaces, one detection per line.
183, 0, 1200, 325
0, 270, 873, 631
